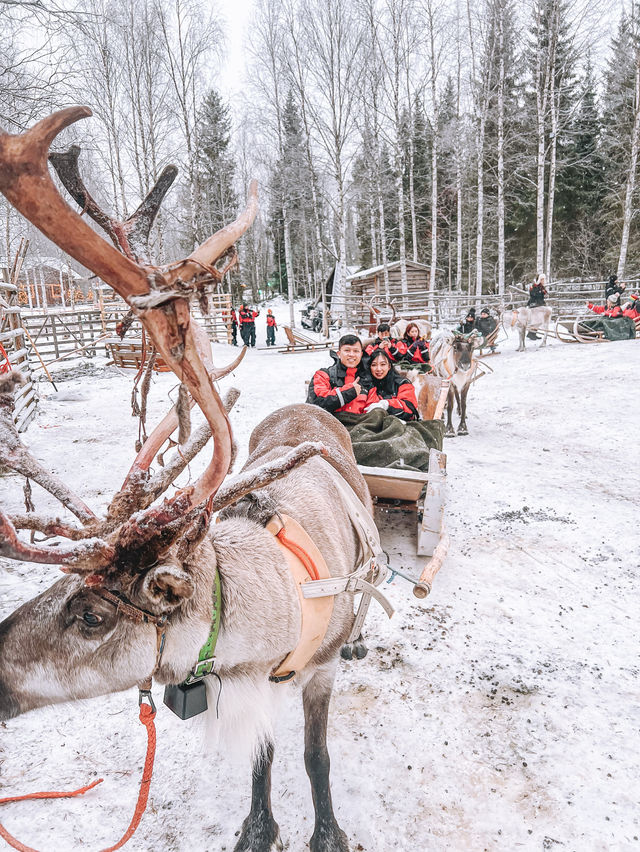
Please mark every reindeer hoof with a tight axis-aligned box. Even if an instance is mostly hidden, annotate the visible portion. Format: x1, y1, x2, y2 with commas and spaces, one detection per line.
310, 823, 349, 852
445, 429, 456, 438
457, 427, 468, 436
340, 643, 354, 660
353, 640, 368, 659
234, 817, 283, 852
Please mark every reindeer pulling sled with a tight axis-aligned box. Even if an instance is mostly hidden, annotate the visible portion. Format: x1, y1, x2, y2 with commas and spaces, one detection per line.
0, 109, 452, 852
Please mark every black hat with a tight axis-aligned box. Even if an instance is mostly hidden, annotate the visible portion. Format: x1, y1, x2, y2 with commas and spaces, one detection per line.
480, 307, 489, 316
608, 274, 618, 286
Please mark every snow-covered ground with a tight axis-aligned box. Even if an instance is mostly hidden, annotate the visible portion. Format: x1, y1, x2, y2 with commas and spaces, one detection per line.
0, 319, 639, 852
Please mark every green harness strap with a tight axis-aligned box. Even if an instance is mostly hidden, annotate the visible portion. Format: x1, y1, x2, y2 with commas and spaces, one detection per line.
185, 569, 221, 683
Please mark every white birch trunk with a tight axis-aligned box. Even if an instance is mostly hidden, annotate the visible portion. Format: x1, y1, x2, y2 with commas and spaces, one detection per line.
475, 126, 485, 299
544, 84, 558, 283
408, 135, 418, 262
430, 128, 438, 302
618, 59, 640, 279
497, 7, 505, 297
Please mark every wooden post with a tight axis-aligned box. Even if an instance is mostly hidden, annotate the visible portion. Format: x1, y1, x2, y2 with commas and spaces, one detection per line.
416, 448, 447, 558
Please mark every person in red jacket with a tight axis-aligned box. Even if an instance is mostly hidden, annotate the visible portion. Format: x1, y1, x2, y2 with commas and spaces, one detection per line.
364, 322, 408, 362
363, 349, 419, 421
266, 309, 277, 346
586, 294, 624, 318
402, 322, 431, 366
622, 296, 640, 320
306, 334, 372, 415
238, 303, 260, 347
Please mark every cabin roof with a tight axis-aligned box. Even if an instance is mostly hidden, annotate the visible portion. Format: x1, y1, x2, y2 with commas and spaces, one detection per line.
346, 260, 430, 282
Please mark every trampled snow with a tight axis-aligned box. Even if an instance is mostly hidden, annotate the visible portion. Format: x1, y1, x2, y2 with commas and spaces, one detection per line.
0, 316, 638, 851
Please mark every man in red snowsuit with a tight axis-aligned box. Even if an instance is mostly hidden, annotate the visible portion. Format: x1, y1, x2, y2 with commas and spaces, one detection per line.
239, 304, 260, 347
306, 335, 371, 415
364, 322, 408, 362
266, 309, 277, 346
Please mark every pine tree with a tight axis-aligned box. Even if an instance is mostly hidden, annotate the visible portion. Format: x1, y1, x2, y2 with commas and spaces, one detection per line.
554, 60, 606, 276
196, 89, 238, 240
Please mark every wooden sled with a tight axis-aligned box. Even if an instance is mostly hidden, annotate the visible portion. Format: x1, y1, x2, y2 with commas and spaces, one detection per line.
280, 326, 336, 353
105, 337, 171, 371
554, 315, 633, 344
357, 379, 449, 599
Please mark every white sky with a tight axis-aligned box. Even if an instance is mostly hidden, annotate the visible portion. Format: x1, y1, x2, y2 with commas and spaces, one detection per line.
216, 0, 254, 97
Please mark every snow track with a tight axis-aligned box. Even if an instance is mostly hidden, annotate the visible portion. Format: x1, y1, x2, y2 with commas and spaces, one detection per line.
0, 329, 638, 851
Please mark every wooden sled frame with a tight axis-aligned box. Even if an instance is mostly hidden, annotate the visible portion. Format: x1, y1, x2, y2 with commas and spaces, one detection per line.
260, 325, 336, 354
357, 378, 449, 599
554, 315, 639, 343
105, 337, 171, 371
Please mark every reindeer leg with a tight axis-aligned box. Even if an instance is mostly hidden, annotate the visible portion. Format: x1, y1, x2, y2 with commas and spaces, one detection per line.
234, 741, 283, 852
517, 326, 525, 351
458, 384, 469, 435
304, 666, 349, 852
445, 385, 456, 437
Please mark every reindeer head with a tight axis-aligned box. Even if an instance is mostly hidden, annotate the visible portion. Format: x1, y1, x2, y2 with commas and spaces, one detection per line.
451, 333, 477, 372
0, 109, 329, 720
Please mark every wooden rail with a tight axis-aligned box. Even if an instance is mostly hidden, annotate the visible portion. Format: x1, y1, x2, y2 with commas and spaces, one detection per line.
1, 239, 37, 432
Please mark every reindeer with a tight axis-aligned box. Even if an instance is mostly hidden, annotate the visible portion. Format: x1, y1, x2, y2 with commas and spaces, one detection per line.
429, 332, 480, 436
0, 108, 387, 852
510, 305, 552, 351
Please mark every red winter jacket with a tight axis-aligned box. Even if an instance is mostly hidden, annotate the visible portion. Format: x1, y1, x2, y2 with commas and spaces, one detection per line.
306, 354, 371, 414
364, 377, 419, 421
588, 303, 623, 318
623, 305, 640, 320
239, 308, 259, 324
266, 314, 277, 328
365, 337, 408, 362
403, 337, 430, 365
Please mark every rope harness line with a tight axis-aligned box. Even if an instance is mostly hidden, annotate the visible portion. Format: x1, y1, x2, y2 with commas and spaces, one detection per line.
0, 342, 12, 374
0, 701, 157, 852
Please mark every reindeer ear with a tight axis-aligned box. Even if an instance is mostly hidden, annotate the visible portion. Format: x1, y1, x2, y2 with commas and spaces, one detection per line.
141, 562, 195, 610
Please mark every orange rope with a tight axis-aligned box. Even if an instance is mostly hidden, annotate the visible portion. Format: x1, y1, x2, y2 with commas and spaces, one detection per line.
0, 703, 157, 852
0, 343, 12, 375
276, 529, 320, 581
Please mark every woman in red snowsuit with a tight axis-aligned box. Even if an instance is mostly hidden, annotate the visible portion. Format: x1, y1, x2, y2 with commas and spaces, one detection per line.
363, 349, 419, 421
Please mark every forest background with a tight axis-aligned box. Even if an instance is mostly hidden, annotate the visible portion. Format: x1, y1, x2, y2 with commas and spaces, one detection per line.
2, 0, 640, 307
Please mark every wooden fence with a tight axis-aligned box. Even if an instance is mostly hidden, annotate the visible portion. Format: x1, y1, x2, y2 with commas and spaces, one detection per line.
0, 241, 37, 432
19, 291, 233, 365
338, 279, 639, 330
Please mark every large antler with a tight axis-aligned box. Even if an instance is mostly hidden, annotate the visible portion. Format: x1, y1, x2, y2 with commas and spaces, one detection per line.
0, 107, 258, 571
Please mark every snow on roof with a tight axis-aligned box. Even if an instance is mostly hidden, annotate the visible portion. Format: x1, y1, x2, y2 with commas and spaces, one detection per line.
0, 256, 83, 278
346, 260, 430, 281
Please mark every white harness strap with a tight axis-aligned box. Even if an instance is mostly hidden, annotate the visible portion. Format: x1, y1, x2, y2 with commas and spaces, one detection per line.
303, 462, 394, 644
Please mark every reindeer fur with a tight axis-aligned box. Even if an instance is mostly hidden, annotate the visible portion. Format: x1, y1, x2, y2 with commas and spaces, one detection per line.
0, 403, 365, 852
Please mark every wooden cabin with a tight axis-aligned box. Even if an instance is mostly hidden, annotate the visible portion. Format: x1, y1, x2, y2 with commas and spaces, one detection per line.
346, 260, 431, 300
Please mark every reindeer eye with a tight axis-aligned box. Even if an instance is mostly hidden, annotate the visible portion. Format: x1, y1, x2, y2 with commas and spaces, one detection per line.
82, 611, 103, 627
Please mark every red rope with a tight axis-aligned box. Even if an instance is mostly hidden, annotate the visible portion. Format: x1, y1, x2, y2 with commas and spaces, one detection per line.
0, 342, 12, 375
0, 703, 157, 852
276, 529, 320, 581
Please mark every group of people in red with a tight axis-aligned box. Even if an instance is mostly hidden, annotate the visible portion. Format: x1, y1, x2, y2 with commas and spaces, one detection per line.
228, 304, 278, 347
306, 322, 431, 422
586, 275, 640, 319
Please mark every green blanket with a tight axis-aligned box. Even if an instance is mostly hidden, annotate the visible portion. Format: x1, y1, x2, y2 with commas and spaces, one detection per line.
336, 410, 444, 472
579, 317, 636, 341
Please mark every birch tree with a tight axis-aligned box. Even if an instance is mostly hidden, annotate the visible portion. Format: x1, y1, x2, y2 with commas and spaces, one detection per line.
296, 0, 363, 319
